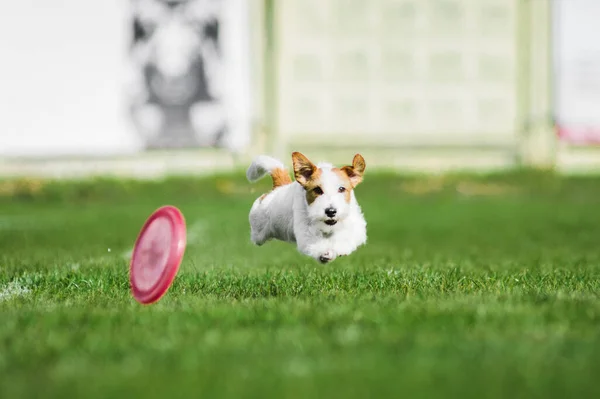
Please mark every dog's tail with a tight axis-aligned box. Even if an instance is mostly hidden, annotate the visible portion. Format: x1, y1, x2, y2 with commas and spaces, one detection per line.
246, 155, 293, 189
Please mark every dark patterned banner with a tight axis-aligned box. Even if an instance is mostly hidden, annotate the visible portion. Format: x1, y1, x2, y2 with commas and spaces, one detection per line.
128, 0, 228, 149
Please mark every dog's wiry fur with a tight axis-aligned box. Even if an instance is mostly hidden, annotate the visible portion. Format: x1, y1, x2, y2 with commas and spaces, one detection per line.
247, 152, 367, 263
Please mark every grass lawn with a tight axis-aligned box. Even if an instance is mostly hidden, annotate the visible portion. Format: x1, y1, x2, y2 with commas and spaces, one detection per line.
0, 170, 599, 398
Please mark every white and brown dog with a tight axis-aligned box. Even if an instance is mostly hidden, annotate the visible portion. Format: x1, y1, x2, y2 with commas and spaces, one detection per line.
247, 152, 367, 263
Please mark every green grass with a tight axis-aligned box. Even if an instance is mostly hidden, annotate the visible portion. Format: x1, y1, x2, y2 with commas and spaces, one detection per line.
1, 171, 599, 398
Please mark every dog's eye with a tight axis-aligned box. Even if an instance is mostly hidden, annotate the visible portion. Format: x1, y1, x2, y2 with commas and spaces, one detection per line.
313, 187, 323, 195
338, 187, 346, 193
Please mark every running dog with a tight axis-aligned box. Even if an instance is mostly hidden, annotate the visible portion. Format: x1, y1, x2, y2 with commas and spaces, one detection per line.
246, 152, 367, 263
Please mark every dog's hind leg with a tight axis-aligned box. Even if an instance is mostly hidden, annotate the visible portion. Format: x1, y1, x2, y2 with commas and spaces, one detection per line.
249, 203, 271, 246
250, 221, 272, 246
251, 229, 269, 246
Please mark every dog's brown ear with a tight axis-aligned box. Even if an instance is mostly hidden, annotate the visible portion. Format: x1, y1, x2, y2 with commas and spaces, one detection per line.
292, 152, 317, 186
341, 154, 366, 187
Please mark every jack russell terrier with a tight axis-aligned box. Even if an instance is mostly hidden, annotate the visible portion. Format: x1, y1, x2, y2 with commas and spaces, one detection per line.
246, 152, 367, 263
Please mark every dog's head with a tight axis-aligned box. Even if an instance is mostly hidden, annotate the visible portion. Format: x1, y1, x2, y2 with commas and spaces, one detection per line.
292, 152, 366, 227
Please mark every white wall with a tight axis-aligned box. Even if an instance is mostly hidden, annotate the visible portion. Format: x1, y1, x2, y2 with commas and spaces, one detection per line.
274, 0, 520, 149
553, 0, 600, 144
219, 0, 252, 152
0, 1, 142, 157
0, 0, 252, 158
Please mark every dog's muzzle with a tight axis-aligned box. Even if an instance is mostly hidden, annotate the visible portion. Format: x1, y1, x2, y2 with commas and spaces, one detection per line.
324, 207, 337, 225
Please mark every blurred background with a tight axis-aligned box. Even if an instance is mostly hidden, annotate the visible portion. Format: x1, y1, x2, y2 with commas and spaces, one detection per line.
0, 0, 599, 179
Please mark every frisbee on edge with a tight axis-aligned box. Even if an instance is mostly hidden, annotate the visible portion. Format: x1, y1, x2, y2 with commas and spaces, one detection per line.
130, 205, 187, 305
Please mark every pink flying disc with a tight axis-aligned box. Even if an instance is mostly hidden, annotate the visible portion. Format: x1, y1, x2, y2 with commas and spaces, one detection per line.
130, 205, 187, 304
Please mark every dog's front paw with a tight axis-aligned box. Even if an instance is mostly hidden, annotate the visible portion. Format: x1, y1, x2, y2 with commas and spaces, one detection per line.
318, 250, 336, 264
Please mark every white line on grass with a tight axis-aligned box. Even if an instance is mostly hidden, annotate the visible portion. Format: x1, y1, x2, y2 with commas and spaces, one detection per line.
121, 248, 133, 260
0, 280, 31, 302
0, 216, 42, 231
186, 219, 209, 247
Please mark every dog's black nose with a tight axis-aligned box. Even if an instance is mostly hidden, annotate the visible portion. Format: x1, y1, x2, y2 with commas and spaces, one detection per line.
325, 207, 337, 218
